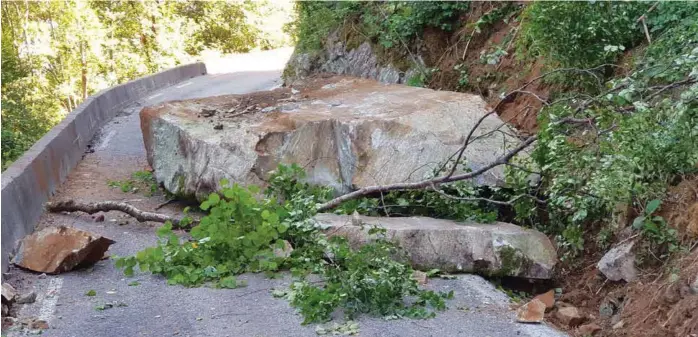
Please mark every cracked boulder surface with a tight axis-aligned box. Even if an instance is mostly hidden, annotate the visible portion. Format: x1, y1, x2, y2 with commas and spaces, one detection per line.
140, 76, 522, 200
314, 213, 557, 279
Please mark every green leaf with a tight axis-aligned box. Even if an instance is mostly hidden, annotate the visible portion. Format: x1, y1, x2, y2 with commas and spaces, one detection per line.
85, 289, 96, 297
208, 193, 221, 205
219, 276, 239, 289
425, 269, 441, 277
632, 216, 646, 230
645, 199, 661, 214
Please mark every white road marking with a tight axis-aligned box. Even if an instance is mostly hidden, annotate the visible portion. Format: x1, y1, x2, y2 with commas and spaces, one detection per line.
97, 130, 116, 150
147, 92, 163, 100
38, 277, 63, 322
175, 81, 193, 88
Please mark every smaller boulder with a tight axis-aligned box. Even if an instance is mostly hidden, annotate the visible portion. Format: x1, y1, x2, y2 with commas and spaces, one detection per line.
578, 323, 601, 336
2, 283, 16, 303
532, 290, 555, 310
12, 226, 115, 274
516, 298, 546, 323
412, 271, 428, 285
690, 274, 698, 295
16, 292, 37, 304
555, 306, 585, 327
597, 240, 638, 282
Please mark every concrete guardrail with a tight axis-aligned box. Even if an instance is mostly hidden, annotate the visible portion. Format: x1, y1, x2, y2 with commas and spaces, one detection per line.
1, 63, 208, 273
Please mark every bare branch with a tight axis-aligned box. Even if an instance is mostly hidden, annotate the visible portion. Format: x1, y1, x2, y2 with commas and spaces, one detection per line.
431, 187, 547, 206
46, 200, 194, 227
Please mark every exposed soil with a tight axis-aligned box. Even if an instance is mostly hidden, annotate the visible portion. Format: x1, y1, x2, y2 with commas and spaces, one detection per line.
546, 175, 698, 337
413, 2, 549, 136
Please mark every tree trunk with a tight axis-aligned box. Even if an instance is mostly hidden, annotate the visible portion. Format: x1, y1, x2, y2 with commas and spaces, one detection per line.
80, 40, 88, 100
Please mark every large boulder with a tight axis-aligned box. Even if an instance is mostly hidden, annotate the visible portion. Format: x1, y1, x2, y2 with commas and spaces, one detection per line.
313, 213, 557, 279
141, 76, 522, 199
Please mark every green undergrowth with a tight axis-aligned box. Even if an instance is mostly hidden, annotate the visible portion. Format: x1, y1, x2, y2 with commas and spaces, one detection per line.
288, 2, 470, 53
508, 7, 698, 261
115, 164, 452, 325
107, 170, 160, 196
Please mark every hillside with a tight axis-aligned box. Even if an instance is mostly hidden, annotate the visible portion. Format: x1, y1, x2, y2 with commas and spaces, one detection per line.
284, 2, 698, 336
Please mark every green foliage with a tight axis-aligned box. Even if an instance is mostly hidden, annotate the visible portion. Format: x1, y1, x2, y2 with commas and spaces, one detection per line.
290, 232, 451, 324
506, 13, 698, 259
116, 164, 451, 324
519, 2, 649, 69
335, 182, 498, 223
1, 1, 291, 170
405, 68, 438, 88
107, 170, 159, 196
290, 1, 469, 52
632, 200, 678, 258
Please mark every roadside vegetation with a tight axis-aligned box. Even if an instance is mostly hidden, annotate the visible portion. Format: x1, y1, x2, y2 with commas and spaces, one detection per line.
0, 0, 292, 170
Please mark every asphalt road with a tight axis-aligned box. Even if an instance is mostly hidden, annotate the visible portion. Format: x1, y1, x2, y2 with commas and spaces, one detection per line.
4, 49, 567, 337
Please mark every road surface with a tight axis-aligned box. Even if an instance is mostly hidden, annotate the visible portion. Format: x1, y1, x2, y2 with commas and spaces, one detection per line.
4, 49, 566, 337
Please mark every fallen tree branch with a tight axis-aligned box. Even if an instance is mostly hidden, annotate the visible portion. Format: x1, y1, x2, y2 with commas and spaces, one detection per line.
316, 136, 537, 211
46, 200, 193, 227
431, 187, 547, 206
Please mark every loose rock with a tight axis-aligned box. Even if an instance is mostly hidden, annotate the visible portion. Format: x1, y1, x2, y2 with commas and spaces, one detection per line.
94, 213, 105, 222
29, 319, 49, 330
532, 290, 555, 310
12, 226, 115, 274
612, 320, 625, 330
578, 323, 602, 336
691, 274, 698, 295
315, 213, 557, 279
16, 291, 37, 304
412, 271, 428, 285
597, 240, 638, 282
555, 306, 585, 327
272, 240, 294, 259
2, 283, 17, 303
516, 298, 546, 323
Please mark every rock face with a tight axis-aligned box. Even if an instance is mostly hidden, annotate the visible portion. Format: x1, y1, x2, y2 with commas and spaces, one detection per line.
12, 226, 115, 274
284, 30, 421, 85
141, 76, 522, 199
597, 240, 638, 282
313, 213, 557, 279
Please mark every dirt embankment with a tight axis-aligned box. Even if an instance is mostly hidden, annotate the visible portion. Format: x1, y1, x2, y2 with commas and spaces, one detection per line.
552, 175, 698, 337
401, 2, 549, 136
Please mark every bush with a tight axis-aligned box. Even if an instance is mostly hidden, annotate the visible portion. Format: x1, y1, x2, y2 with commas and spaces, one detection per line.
519, 2, 649, 69
289, 1, 469, 52
116, 165, 451, 324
